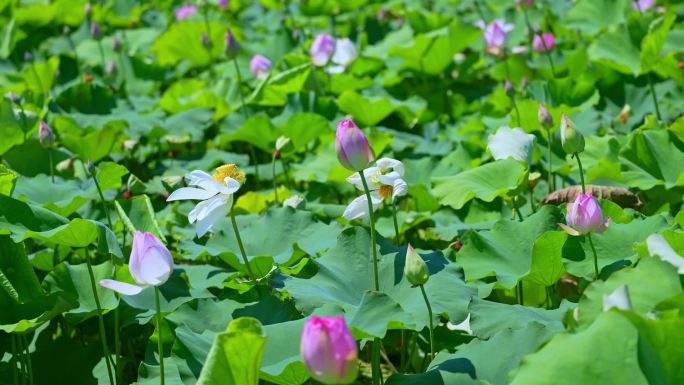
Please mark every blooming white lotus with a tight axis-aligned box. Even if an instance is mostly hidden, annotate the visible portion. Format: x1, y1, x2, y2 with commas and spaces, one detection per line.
166, 164, 245, 237
343, 158, 407, 220
327, 38, 357, 74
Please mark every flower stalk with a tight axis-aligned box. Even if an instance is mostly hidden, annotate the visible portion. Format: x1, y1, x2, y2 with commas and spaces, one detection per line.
419, 285, 434, 363
85, 253, 115, 385
230, 210, 257, 285
154, 286, 165, 385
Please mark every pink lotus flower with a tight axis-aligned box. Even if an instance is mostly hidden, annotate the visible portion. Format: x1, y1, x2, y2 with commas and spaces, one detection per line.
99, 231, 174, 295
336, 119, 374, 172
300, 316, 358, 384
559, 193, 610, 236
477, 19, 514, 56
218, 0, 229, 9
249, 54, 272, 79
632, 0, 656, 11
175, 5, 198, 20
533, 33, 555, 53
311, 33, 335, 66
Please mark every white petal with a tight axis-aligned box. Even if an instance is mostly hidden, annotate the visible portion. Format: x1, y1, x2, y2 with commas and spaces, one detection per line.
376, 158, 404, 176
166, 187, 217, 201
602, 285, 632, 311
647, 234, 684, 274
447, 313, 472, 334
376, 171, 403, 187
186, 170, 220, 193
331, 38, 357, 67
347, 167, 380, 191
188, 195, 229, 224
99, 279, 144, 296
138, 247, 173, 286
326, 65, 346, 74
392, 177, 408, 201
216, 177, 241, 195
342, 193, 382, 220
195, 196, 231, 237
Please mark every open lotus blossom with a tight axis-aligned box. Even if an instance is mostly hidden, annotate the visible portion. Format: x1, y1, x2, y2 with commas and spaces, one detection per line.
311, 33, 335, 66
175, 4, 197, 20
166, 164, 245, 237
99, 231, 174, 295
328, 38, 357, 74
632, 0, 655, 11
301, 315, 358, 384
249, 54, 272, 79
476, 19, 514, 56
559, 193, 610, 236
343, 158, 407, 220
533, 33, 555, 52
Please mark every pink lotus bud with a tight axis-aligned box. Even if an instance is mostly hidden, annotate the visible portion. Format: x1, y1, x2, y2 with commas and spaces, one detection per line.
560, 193, 610, 236
175, 4, 198, 20
249, 54, 272, 79
479, 19, 514, 56
310, 33, 335, 66
90, 21, 102, 39
112, 37, 122, 52
632, 0, 655, 12
300, 316, 358, 385
39, 120, 55, 147
335, 119, 374, 171
533, 33, 555, 53
99, 231, 174, 295
84, 2, 92, 16
224, 30, 239, 58
218, 0, 229, 9
538, 102, 553, 129
201, 32, 212, 49
504, 79, 514, 96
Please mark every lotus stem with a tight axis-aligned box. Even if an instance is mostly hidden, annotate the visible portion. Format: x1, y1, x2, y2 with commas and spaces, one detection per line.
154, 286, 165, 385
230, 210, 257, 284
85, 253, 115, 385
419, 285, 435, 364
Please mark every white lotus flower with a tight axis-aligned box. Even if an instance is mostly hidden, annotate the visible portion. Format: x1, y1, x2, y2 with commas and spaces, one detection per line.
602, 285, 632, 312
487, 126, 536, 164
327, 38, 357, 74
343, 158, 408, 220
166, 164, 245, 237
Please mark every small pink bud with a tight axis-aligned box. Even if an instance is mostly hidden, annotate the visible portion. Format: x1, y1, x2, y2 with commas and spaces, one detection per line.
560, 193, 610, 236
533, 33, 555, 53
39, 120, 55, 147
218, 0, 229, 9
84, 2, 92, 16
224, 30, 239, 58
300, 316, 358, 384
538, 102, 553, 129
335, 119, 374, 172
310, 33, 335, 66
175, 4, 198, 20
90, 21, 102, 39
632, 0, 656, 12
249, 54, 272, 79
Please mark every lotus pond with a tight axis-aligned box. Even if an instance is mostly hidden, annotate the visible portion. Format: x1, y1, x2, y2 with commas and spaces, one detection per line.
1, 0, 684, 384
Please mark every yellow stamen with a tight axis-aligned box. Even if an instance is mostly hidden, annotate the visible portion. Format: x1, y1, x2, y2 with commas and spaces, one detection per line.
379, 184, 393, 199
212, 164, 246, 185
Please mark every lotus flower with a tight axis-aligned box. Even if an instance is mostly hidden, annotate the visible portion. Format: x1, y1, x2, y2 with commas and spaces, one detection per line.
538, 102, 553, 129
336, 119, 374, 172
559, 193, 610, 236
343, 158, 407, 220
404, 244, 429, 286
477, 19, 514, 56
632, 0, 655, 12
38, 120, 54, 147
533, 33, 555, 52
300, 316, 358, 384
249, 54, 272, 79
328, 38, 357, 74
218, 0, 229, 9
311, 33, 335, 66
175, 4, 197, 20
166, 164, 245, 237
90, 21, 102, 39
224, 30, 239, 58
99, 231, 174, 295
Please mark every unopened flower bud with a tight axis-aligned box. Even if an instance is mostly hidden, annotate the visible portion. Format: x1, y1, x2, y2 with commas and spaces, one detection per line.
39, 120, 55, 147
560, 112, 585, 155
112, 37, 122, 52
105, 59, 117, 75
618, 105, 631, 124
404, 244, 429, 286
90, 21, 102, 39
201, 32, 212, 49
224, 30, 239, 58
335, 119, 374, 172
24, 51, 33, 62
538, 102, 553, 129
84, 2, 92, 17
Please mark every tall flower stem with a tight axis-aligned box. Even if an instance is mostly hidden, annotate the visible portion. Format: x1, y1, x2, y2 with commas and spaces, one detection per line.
154, 286, 165, 385
272, 154, 279, 204
47, 148, 55, 183
231, 57, 260, 185
21, 335, 33, 385
11, 334, 19, 385
546, 127, 554, 193
89, 166, 120, 384
85, 253, 115, 385
503, 58, 521, 127
97, 41, 107, 70
358, 171, 382, 385
230, 210, 257, 284
574, 153, 586, 193
647, 73, 662, 121
419, 285, 435, 363
391, 201, 400, 244
588, 233, 600, 280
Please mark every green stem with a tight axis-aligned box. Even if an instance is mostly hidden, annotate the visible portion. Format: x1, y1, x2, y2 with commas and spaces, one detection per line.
528, 189, 536, 213
647, 73, 662, 121
588, 233, 600, 280
419, 285, 435, 364
546, 128, 553, 194
21, 335, 33, 385
114, 306, 121, 385
11, 334, 19, 385
515, 207, 524, 222
545, 286, 552, 309
391, 201, 400, 245
503, 58, 521, 127
17, 334, 25, 385
517, 281, 524, 305
97, 40, 107, 70
85, 254, 115, 385
399, 330, 406, 372
154, 286, 165, 385
230, 210, 257, 284
521, 6, 534, 60
90, 168, 113, 229
359, 171, 381, 385
575, 153, 586, 193
272, 154, 278, 204
48, 148, 54, 183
